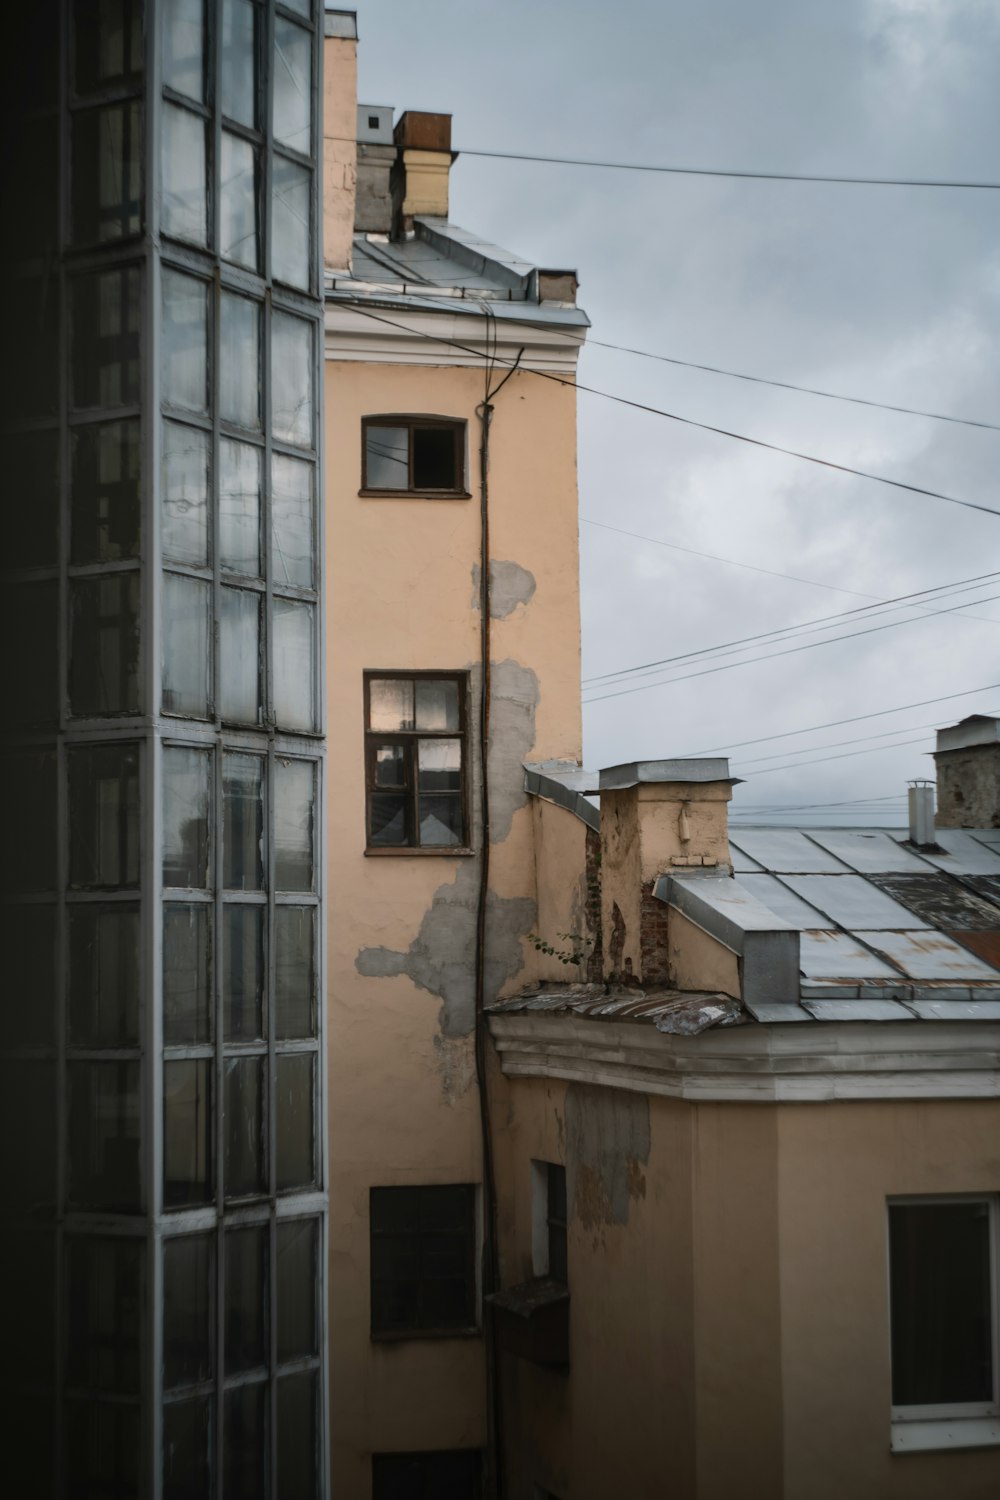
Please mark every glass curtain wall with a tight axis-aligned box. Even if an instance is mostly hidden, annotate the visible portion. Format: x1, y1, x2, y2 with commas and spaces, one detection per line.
0, 3, 325, 1496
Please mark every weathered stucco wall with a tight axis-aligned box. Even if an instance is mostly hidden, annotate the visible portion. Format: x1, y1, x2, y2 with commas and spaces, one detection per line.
322, 33, 357, 270
935, 745, 1000, 828
668, 908, 741, 997
529, 798, 593, 984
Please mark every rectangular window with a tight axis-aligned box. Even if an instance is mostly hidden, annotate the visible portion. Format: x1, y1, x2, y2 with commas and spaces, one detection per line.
370, 1184, 478, 1337
362, 417, 466, 496
531, 1161, 567, 1282
372, 1449, 483, 1498
889, 1196, 1000, 1447
365, 674, 468, 851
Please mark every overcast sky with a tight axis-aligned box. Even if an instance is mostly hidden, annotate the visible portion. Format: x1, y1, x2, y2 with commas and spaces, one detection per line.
354, 0, 1000, 825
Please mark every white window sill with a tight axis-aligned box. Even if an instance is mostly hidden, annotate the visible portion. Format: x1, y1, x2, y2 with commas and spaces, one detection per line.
891, 1417, 1000, 1453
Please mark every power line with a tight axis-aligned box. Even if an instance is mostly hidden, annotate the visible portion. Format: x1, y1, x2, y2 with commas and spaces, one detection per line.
734, 713, 984, 769
586, 340, 1000, 433
737, 733, 933, 777
349, 304, 1000, 521
733, 794, 907, 812
458, 147, 1000, 192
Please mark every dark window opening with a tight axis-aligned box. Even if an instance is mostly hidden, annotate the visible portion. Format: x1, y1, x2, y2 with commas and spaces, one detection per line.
372, 1449, 482, 1499
364, 674, 468, 851
546, 1164, 568, 1284
362, 417, 465, 495
368, 114, 379, 130
370, 1185, 477, 1337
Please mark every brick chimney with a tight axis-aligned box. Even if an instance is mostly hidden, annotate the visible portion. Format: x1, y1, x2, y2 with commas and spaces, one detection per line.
598, 759, 738, 986
391, 111, 454, 235
934, 716, 1000, 828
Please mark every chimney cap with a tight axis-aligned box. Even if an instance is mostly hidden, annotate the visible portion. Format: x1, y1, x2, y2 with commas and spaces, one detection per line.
936, 715, 1000, 754
394, 110, 452, 153
599, 758, 741, 791
323, 7, 357, 39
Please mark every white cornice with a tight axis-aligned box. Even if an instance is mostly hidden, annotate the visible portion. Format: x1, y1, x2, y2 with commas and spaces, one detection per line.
325, 301, 586, 373
488, 1013, 1000, 1102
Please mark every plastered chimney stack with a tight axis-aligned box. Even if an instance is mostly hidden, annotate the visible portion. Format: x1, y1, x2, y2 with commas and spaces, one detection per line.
934, 716, 1000, 829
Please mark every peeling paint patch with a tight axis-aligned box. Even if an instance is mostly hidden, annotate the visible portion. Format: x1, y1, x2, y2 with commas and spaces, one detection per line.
565, 1083, 651, 1232
433, 1033, 476, 1105
487, 659, 538, 842
355, 862, 536, 1037
471, 560, 537, 619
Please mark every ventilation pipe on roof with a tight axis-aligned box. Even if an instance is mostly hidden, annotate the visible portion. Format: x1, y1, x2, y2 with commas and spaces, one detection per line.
907, 780, 936, 847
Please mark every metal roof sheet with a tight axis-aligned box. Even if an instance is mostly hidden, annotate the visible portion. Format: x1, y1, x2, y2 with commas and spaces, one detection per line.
908, 829, 1000, 875
905, 999, 1000, 1021
866, 873, 1000, 932
810, 829, 932, 873
728, 830, 850, 873
734, 873, 829, 928
799, 930, 903, 980
860, 930, 1000, 982
781, 874, 930, 931
802, 998, 915, 1022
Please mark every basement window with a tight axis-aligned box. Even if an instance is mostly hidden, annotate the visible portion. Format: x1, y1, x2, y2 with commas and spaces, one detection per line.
369, 1184, 478, 1338
362, 416, 467, 496
364, 673, 469, 853
889, 1195, 1000, 1452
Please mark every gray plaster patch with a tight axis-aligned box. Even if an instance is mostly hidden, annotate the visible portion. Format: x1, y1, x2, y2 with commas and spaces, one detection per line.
471, 560, 537, 619
487, 658, 538, 842
356, 861, 536, 1037
565, 1083, 651, 1232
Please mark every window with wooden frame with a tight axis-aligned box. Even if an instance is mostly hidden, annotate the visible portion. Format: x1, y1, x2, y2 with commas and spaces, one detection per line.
370, 1185, 479, 1338
361, 416, 467, 496
364, 673, 469, 852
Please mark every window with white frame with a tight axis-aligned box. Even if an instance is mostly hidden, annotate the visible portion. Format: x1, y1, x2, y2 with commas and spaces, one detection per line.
888, 1195, 1000, 1449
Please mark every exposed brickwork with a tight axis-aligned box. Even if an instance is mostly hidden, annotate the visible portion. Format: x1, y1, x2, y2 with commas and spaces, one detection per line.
639, 879, 671, 986
585, 826, 604, 984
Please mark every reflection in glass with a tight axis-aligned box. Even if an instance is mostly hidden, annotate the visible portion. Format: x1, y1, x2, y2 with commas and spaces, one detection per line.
164, 1060, 212, 1207
277, 1219, 317, 1361
275, 907, 315, 1039
67, 1236, 142, 1393
224, 753, 264, 890
364, 425, 407, 489
163, 1396, 211, 1500
225, 1226, 267, 1372
415, 679, 459, 730
224, 1056, 265, 1199
69, 905, 140, 1047
271, 312, 313, 448
273, 599, 315, 731
220, 132, 258, 271
418, 738, 463, 847
162, 269, 208, 413
162, 572, 211, 718
225, 1383, 267, 1500
71, 418, 141, 563
163, 904, 212, 1045
368, 678, 413, 730
220, 587, 261, 724
69, 572, 141, 718
163, 0, 204, 101
72, 265, 141, 409
68, 1061, 141, 1210
68, 743, 140, 889
223, 906, 264, 1041
162, 103, 206, 244
274, 18, 312, 153
162, 420, 209, 566
220, 439, 262, 575
72, 101, 142, 244
276, 1053, 314, 1190
272, 454, 315, 587
277, 1371, 317, 1500
275, 759, 315, 890
163, 745, 211, 888
222, 0, 257, 126
273, 156, 311, 290
163, 1233, 213, 1386
219, 292, 260, 429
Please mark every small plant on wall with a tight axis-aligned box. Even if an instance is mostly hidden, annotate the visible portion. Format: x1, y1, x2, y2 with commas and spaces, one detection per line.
527, 931, 593, 967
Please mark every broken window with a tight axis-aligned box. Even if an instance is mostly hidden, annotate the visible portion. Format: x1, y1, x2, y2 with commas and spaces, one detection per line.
369, 1184, 478, 1337
364, 674, 468, 851
362, 416, 466, 495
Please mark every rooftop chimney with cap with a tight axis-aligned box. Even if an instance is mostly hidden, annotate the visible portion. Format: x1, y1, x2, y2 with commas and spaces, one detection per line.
597, 759, 739, 985
933, 716, 1000, 828
322, 9, 358, 269
355, 103, 395, 233
391, 111, 453, 236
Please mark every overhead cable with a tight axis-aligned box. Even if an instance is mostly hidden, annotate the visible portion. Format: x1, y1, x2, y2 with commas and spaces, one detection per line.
735, 733, 933, 777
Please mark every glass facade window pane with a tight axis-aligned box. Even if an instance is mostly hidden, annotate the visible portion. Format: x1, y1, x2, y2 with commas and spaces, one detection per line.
72, 101, 143, 244
162, 103, 207, 244
1, 904, 56, 1049
223, 905, 265, 1041
12, 272, 60, 421
275, 907, 315, 1039
162, 420, 210, 566
275, 758, 315, 890
68, 1061, 141, 1211
69, 905, 140, 1047
271, 311, 313, 448
418, 739, 463, 847
164, 1059, 213, 1207
66, 1236, 142, 1394
365, 425, 408, 490
68, 743, 140, 890
71, 418, 141, 563
1, 1057, 56, 1210
220, 132, 259, 271
163, 904, 212, 1045
273, 598, 315, 732
225, 1382, 268, 1500
163, 745, 211, 888
5, 579, 58, 728
2, 751, 57, 895
74, 0, 143, 92
276, 1053, 314, 1191
220, 438, 262, 575
11, 428, 59, 569
219, 293, 260, 429
224, 752, 264, 890
220, 587, 262, 724
163, 1395, 211, 1500
66, 1399, 140, 1500
69, 572, 141, 718
415, 679, 460, 731
162, 269, 209, 413
225, 1226, 267, 1373
72, 265, 141, 410
162, 572, 211, 718
224, 1055, 266, 1199
282, 0, 313, 16
163, 0, 205, 102
273, 156, 311, 290
369, 678, 414, 731
276, 1219, 317, 1362
163, 1233, 213, 1386
273, 18, 312, 154
221, 0, 257, 126
272, 454, 315, 588
277, 1371, 317, 1500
